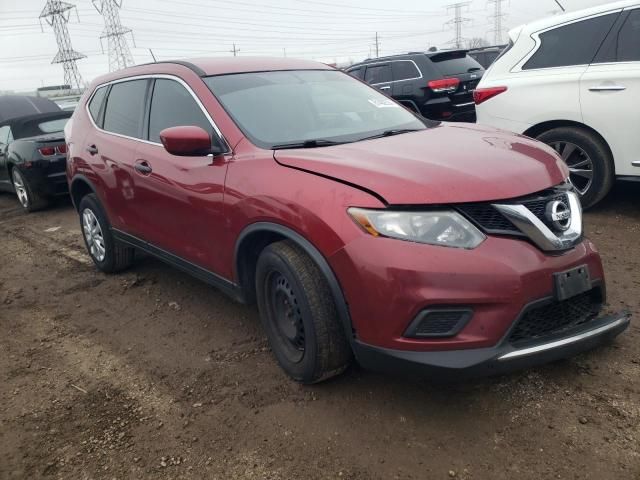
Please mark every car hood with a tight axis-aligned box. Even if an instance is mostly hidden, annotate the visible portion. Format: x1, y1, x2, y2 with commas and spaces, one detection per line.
273, 123, 568, 205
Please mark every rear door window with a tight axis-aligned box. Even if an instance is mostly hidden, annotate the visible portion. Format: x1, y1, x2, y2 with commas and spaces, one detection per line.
429, 52, 483, 76
364, 64, 392, 84
88, 86, 108, 126
147, 79, 213, 143
392, 61, 420, 81
523, 13, 619, 69
103, 79, 148, 138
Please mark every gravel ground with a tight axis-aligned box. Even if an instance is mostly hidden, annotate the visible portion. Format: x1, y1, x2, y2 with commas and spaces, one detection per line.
0, 182, 638, 480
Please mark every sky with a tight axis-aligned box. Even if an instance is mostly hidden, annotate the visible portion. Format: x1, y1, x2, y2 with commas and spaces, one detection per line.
0, 0, 612, 92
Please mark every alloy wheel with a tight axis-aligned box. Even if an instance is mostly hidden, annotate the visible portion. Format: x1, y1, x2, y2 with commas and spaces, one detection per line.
550, 141, 594, 196
82, 208, 106, 262
12, 170, 29, 208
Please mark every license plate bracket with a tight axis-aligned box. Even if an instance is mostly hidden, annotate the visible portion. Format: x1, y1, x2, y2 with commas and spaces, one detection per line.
554, 265, 591, 301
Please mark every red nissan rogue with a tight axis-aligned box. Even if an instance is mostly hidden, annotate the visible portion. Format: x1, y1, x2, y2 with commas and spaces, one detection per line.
65, 57, 630, 383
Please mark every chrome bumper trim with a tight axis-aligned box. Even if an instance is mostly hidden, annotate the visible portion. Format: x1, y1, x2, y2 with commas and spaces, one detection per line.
498, 316, 629, 361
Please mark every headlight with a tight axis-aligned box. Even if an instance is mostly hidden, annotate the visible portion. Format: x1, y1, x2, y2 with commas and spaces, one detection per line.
348, 208, 486, 249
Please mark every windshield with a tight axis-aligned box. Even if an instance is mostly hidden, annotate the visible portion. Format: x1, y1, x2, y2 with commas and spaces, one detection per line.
204, 70, 428, 149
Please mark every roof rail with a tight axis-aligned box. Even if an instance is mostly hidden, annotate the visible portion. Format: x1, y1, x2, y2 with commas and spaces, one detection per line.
133, 60, 207, 77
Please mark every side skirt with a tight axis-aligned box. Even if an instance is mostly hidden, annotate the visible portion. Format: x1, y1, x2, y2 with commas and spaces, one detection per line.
112, 229, 246, 304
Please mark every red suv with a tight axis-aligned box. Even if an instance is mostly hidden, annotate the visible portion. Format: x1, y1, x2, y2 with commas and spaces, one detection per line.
66, 58, 630, 383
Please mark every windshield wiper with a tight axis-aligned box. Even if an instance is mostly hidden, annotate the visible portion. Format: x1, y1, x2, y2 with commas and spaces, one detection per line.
358, 128, 423, 142
272, 139, 344, 150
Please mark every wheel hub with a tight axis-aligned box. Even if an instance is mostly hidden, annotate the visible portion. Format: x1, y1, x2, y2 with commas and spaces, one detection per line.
550, 141, 594, 196
82, 208, 106, 262
268, 272, 305, 362
12, 171, 28, 208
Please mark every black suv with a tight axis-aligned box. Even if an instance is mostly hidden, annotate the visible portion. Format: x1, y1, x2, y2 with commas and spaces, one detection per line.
346, 50, 484, 122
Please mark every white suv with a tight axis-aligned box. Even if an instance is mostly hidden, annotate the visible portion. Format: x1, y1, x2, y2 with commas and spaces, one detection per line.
475, 1, 640, 207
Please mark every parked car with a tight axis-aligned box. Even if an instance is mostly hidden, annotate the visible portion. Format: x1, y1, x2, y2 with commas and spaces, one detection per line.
0, 111, 71, 211
468, 45, 507, 69
475, 1, 640, 208
346, 51, 484, 122
66, 57, 629, 383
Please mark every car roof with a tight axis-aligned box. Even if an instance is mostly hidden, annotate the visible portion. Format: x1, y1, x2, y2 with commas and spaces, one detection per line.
0, 95, 61, 123
350, 49, 470, 67
89, 56, 334, 87
512, 0, 638, 37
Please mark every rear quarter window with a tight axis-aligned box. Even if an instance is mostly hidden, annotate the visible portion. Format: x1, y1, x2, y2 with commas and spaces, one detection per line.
88, 86, 108, 126
523, 13, 619, 69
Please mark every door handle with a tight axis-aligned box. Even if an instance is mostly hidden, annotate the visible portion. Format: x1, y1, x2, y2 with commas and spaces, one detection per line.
589, 85, 626, 92
134, 161, 152, 175
379, 86, 391, 91
86, 145, 98, 155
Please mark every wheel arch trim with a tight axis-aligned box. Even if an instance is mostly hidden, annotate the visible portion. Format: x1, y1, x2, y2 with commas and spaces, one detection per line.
69, 174, 99, 211
235, 222, 355, 341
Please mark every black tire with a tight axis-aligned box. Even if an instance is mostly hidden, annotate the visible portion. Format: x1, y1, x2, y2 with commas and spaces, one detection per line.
255, 240, 352, 384
11, 167, 49, 213
78, 193, 134, 273
536, 127, 614, 209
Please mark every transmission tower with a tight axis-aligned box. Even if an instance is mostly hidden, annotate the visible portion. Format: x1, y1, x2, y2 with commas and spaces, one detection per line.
445, 2, 471, 49
93, 0, 135, 72
39, 1, 85, 92
488, 0, 507, 45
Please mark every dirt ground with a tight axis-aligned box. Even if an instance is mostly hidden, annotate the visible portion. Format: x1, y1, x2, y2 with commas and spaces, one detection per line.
0, 182, 638, 480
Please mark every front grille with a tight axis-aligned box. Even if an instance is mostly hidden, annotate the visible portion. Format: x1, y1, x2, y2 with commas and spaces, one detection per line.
457, 186, 572, 237
508, 291, 602, 345
521, 193, 568, 226
457, 204, 518, 233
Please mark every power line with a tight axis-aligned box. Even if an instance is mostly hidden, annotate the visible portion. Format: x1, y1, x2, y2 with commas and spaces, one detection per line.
444, 2, 471, 49
92, 0, 135, 71
230, 43, 240, 56
39, 0, 85, 92
488, 0, 507, 45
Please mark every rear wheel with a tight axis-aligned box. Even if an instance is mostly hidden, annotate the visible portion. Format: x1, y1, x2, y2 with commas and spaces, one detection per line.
536, 127, 614, 208
11, 168, 49, 212
78, 193, 134, 273
255, 240, 351, 384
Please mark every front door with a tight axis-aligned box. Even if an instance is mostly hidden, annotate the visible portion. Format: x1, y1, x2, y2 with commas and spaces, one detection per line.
131, 78, 231, 274
580, 7, 640, 177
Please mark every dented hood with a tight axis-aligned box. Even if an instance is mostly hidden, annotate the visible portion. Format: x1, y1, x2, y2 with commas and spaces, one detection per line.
273, 123, 568, 205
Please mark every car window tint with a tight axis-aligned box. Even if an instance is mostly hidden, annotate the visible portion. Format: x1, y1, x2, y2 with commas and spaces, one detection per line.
598, 9, 640, 63
392, 61, 420, 81
148, 79, 213, 143
88, 86, 108, 126
103, 80, 148, 138
364, 64, 392, 84
430, 52, 483, 76
347, 67, 364, 79
524, 13, 618, 69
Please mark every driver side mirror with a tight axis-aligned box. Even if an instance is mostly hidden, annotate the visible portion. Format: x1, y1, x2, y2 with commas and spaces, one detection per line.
159, 126, 225, 156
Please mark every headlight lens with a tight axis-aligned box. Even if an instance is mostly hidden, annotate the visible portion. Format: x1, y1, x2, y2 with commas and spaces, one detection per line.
348, 208, 486, 249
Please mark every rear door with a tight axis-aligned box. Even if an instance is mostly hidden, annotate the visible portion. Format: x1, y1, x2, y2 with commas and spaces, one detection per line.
580, 7, 640, 177
91, 78, 151, 235
364, 62, 393, 95
391, 60, 422, 110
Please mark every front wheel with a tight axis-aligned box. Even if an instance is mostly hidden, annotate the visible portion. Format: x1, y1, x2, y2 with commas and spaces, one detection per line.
255, 241, 352, 384
536, 127, 614, 208
11, 168, 49, 212
78, 193, 134, 273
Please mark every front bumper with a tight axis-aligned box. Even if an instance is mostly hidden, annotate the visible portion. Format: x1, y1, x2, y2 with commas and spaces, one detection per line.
353, 311, 630, 379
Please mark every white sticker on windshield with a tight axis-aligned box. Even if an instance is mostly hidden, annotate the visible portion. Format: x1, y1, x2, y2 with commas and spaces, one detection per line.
368, 98, 399, 108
